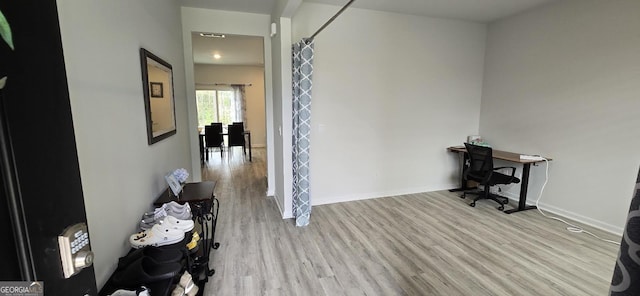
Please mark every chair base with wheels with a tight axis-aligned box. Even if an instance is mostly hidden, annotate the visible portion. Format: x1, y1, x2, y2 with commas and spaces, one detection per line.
461, 185, 509, 211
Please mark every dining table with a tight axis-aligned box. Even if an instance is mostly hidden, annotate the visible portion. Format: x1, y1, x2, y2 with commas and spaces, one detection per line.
199, 130, 252, 162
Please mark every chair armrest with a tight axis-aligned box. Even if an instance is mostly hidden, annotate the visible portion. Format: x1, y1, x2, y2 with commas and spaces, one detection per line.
493, 166, 516, 177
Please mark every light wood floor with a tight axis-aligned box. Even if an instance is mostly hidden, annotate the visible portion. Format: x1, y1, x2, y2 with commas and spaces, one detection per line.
201, 148, 620, 296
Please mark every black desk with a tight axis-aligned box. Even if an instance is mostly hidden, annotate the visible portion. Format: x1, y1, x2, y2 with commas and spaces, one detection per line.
447, 146, 551, 214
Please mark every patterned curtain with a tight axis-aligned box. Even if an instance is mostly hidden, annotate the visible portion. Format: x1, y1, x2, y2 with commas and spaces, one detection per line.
231, 85, 247, 125
292, 39, 314, 227
611, 167, 640, 295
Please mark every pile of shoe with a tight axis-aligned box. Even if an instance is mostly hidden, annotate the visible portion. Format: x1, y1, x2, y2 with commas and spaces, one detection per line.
108, 200, 203, 294
171, 272, 199, 296
130, 202, 194, 249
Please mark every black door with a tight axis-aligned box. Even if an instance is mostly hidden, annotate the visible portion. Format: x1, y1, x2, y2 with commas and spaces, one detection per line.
0, 1, 98, 295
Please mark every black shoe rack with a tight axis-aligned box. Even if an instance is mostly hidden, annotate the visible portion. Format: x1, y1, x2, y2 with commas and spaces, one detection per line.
99, 181, 220, 296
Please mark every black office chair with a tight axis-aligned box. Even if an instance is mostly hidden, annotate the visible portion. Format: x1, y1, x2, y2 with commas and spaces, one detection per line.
461, 143, 520, 211
227, 123, 246, 158
205, 123, 224, 158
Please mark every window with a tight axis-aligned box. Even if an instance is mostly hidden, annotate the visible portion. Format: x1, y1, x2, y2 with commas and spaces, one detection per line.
196, 90, 236, 127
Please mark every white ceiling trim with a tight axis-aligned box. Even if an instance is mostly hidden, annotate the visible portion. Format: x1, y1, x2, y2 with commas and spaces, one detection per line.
180, 0, 560, 23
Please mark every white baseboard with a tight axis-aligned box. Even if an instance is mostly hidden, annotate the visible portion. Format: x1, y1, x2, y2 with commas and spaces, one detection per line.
497, 191, 623, 236
273, 193, 293, 219
312, 184, 458, 206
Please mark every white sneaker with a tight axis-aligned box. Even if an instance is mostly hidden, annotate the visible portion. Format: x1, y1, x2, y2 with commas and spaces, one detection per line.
166, 201, 188, 211
142, 205, 168, 219
186, 285, 198, 296
165, 202, 192, 220
161, 216, 194, 232
129, 224, 185, 249
171, 286, 184, 296
178, 272, 193, 288
175, 272, 198, 296
108, 286, 149, 296
140, 208, 168, 230
140, 202, 192, 230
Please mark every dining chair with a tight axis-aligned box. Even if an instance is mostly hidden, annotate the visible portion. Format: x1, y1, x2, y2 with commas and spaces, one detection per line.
227, 124, 246, 158
204, 123, 224, 158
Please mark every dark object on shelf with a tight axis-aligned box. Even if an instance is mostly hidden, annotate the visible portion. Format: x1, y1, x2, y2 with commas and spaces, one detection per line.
461, 143, 520, 211
99, 235, 191, 296
117, 246, 184, 271
111, 256, 183, 289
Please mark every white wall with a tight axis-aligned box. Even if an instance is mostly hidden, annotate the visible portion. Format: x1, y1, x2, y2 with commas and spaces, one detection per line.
57, 0, 189, 288
270, 16, 294, 217
194, 64, 267, 147
181, 7, 275, 195
292, 3, 487, 205
269, 0, 303, 220
480, 0, 640, 234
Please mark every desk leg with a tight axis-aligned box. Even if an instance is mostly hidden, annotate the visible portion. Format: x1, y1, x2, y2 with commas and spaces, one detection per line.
449, 152, 471, 192
247, 133, 252, 162
504, 163, 537, 214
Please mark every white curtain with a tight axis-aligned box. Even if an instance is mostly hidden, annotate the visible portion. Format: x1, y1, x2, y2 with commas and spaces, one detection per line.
292, 39, 314, 227
231, 85, 246, 125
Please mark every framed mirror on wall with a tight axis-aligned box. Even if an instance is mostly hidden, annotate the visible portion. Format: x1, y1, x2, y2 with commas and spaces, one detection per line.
140, 48, 176, 145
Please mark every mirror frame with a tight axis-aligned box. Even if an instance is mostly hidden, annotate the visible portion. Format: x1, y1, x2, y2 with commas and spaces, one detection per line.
140, 48, 177, 145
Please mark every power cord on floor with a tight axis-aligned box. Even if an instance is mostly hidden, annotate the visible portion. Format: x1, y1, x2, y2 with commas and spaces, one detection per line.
532, 158, 621, 245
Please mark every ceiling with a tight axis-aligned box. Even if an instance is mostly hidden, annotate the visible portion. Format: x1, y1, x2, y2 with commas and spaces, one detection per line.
180, 0, 558, 23
181, 0, 277, 15
186, 0, 558, 66
191, 33, 264, 66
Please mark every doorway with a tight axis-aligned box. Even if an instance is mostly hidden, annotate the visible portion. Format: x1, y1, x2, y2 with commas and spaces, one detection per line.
191, 32, 267, 166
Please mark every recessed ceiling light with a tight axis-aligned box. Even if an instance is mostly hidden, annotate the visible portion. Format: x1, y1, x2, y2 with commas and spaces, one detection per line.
213, 54, 221, 59
200, 33, 226, 38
